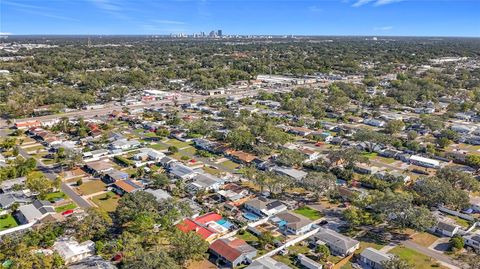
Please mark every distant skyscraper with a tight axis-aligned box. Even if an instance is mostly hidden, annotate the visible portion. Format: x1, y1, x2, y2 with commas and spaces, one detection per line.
217, 30, 222, 37
209, 30, 216, 37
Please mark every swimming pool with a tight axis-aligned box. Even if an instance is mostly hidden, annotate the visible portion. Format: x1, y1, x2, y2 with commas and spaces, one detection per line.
243, 212, 260, 221
217, 219, 234, 229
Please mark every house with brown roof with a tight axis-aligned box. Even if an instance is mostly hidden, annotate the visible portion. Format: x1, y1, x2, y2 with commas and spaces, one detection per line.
274, 211, 314, 235
208, 238, 257, 268
227, 150, 257, 164
112, 180, 144, 195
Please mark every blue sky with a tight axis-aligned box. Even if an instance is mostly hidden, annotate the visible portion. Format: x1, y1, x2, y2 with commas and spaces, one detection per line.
1, 0, 479, 36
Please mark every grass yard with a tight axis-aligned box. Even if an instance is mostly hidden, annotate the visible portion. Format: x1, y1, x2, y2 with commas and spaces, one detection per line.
362, 152, 378, 159
55, 203, 77, 213
448, 216, 471, 228
22, 145, 45, 152
76, 180, 107, 196
44, 191, 66, 202
0, 214, 18, 231
181, 146, 197, 155
272, 255, 299, 269
411, 232, 439, 248
375, 156, 397, 164
91, 192, 119, 212
294, 206, 323, 220
219, 160, 240, 170
389, 246, 446, 269
203, 166, 223, 176
356, 241, 385, 254
236, 230, 259, 242
147, 143, 168, 151
165, 139, 192, 149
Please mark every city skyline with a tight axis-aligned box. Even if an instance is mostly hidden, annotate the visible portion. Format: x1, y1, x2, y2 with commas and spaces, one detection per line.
1, 0, 480, 37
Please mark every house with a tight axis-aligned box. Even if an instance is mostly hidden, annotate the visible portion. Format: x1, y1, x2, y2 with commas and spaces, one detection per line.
177, 212, 225, 242
169, 163, 196, 180
15, 200, 56, 224
159, 156, 177, 168
133, 148, 165, 161
0, 177, 26, 192
227, 150, 257, 164
112, 180, 144, 195
68, 255, 117, 269
297, 254, 322, 269
0, 193, 30, 209
83, 149, 109, 159
299, 147, 320, 162
434, 221, 460, 237
271, 166, 307, 181
273, 211, 314, 235
246, 256, 291, 269
463, 233, 480, 252
84, 160, 114, 175
364, 119, 386, 127
374, 171, 411, 184
217, 184, 249, 204
14, 120, 42, 130
311, 228, 360, 256
103, 169, 129, 184
359, 247, 393, 269
409, 155, 440, 169
109, 139, 140, 151
244, 197, 287, 217
354, 163, 380, 175
288, 127, 313, 137
187, 173, 224, 193
209, 238, 257, 268
144, 188, 172, 201
53, 238, 95, 265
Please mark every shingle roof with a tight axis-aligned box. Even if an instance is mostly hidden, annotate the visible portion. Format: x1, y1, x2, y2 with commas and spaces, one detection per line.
360, 247, 392, 265
209, 238, 256, 262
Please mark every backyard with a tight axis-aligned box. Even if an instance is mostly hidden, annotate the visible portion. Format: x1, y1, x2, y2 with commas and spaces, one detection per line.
293, 206, 323, 221
91, 191, 120, 212
389, 246, 446, 269
76, 180, 107, 196
55, 203, 77, 213
0, 214, 18, 231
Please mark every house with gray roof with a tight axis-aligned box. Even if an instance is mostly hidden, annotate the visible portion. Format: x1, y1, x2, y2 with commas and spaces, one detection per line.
169, 163, 196, 180
359, 247, 393, 269
433, 221, 460, 237
298, 254, 322, 269
187, 173, 224, 193
274, 211, 314, 235
0, 193, 30, 209
246, 256, 291, 269
244, 197, 287, 217
271, 166, 307, 181
311, 228, 360, 256
15, 200, 55, 224
144, 188, 172, 201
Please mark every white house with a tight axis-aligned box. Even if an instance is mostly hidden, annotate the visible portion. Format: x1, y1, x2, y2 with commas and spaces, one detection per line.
53, 238, 95, 265
409, 155, 440, 169
359, 247, 393, 269
311, 228, 360, 257
244, 197, 287, 217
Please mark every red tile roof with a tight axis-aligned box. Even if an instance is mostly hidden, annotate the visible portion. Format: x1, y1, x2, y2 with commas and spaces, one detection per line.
195, 212, 222, 225
209, 238, 248, 262
176, 219, 216, 240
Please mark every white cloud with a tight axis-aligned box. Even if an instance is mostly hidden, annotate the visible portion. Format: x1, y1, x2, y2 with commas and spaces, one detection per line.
153, 20, 186, 25
374, 26, 393, 31
0, 32, 12, 36
3, 0, 77, 21
352, 0, 404, 7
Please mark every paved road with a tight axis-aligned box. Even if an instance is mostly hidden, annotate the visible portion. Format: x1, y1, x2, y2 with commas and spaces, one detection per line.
17, 146, 93, 208
403, 240, 463, 269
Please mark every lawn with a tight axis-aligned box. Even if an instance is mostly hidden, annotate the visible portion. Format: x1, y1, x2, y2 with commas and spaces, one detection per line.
203, 166, 223, 176
236, 230, 259, 242
181, 146, 197, 155
44, 191, 66, 202
411, 232, 439, 248
22, 145, 45, 152
389, 246, 445, 269
219, 160, 239, 170
362, 152, 378, 159
272, 255, 299, 269
55, 203, 77, 213
147, 143, 168, 151
76, 180, 107, 196
448, 215, 471, 228
375, 156, 397, 164
91, 192, 120, 212
0, 214, 18, 231
165, 139, 192, 149
356, 241, 385, 254
294, 206, 323, 220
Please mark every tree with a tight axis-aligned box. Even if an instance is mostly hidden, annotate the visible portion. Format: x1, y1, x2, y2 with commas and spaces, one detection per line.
275, 149, 305, 167
407, 130, 418, 141
168, 146, 179, 154
436, 167, 480, 191
123, 249, 180, 269
466, 154, 480, 169
26, 174, 53, 199
385, 120, 405, 135
413, 177, 469, 210
315, 244, 330, 261
353, 129, 390, 152
170, 230, 209, 266
226, 129, 255, 150
71, 208, 112, 241
302, 172, 337, 196
449, 236, 465, 251
381, 255, 412, 269
436, 137, 451, 148
115, 191, 160, 226
151, 173, 169, 189
155, 128, 170, 138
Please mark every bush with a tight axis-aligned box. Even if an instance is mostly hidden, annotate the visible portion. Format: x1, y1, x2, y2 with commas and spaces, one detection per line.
76, 179, 83, 186
114, 155, 132, 167
181, 155, 190, 161
449, 236, 465, 250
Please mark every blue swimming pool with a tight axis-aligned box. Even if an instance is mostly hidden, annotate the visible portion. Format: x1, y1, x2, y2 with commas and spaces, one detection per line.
217, 219, 234, 229
243, 212, 260, 221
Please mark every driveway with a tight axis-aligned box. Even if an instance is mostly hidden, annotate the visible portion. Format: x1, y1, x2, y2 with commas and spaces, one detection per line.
403, 240, 463, 269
